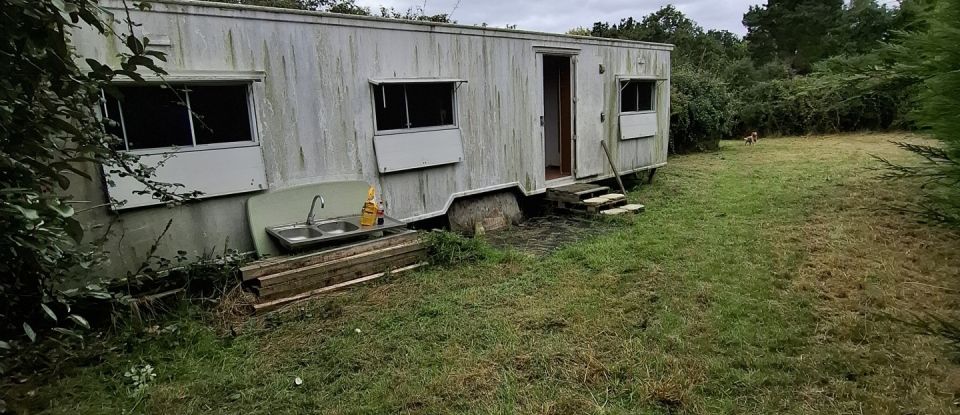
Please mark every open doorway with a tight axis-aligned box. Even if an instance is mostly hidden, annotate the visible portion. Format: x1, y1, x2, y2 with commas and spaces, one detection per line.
542, 55, 573, 181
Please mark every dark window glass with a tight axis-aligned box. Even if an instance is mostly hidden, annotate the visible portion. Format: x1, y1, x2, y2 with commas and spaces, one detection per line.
373, 84, 407, 131
188, 85, 253, 145
620, 80, 655, 113
101, 93, 126, 149
105, 84, 254, 150
406, 83, 454, 128
116, 86, 193, 150
373, 82, 455, 131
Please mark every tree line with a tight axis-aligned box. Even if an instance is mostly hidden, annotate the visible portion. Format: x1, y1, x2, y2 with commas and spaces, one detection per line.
583, 0, 936, 152
585, 0, 959, 227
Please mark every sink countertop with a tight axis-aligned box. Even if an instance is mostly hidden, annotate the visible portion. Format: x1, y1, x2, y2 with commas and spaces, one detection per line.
266, 214, 407, 251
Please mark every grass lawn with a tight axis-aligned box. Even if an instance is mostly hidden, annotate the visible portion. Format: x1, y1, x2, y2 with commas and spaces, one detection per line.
13, 133, 960, 414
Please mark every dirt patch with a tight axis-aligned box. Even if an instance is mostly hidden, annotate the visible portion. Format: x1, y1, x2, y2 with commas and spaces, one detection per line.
484, 215, 621, 256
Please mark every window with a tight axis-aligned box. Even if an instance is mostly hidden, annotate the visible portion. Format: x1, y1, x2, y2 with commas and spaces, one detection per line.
620, 80, 655, 113
102, 84, 255, 151
373, 82, 456, 132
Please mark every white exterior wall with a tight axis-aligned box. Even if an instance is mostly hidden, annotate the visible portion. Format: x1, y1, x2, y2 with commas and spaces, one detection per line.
73, 0, 671, 275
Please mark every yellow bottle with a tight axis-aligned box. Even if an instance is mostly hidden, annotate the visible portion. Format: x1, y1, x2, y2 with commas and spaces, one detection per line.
360, 186, 378, 227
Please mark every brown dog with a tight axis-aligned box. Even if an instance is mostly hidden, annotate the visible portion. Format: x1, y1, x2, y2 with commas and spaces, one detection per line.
743, 131, 758, 145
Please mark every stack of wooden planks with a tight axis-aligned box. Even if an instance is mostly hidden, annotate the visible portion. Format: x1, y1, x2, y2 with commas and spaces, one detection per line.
241, 230, 426, 313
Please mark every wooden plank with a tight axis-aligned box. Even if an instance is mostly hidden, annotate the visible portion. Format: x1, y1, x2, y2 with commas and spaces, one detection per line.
253, 263, 426, 314
544, 183, 611, 203
559, 183, 610, 195
257, 248, 426, 300
585, 199, 628, 214
582, 197, 608, 206
545, 189, 583, 204
256, 240, 424, 288
600, 193, 625, 201
241, 230, 419, 281
242, 229, 418, 280
258, 250, 425, 300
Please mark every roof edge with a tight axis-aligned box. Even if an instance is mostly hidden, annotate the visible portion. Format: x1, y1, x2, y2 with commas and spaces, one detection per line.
110, 0, 675, 51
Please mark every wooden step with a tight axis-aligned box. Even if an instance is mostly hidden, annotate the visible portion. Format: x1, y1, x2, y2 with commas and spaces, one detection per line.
622, 204, 646, 213
545, 183, 611, 203
601, 204, 646, 216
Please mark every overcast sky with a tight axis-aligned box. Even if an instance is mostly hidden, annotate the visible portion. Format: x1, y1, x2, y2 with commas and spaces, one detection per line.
354, 0, 900, 36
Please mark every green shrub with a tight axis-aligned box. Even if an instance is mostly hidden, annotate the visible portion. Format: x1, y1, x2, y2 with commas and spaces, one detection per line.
738, 54, 915, 137
670, 68, 738, 152
422, 230, 497, 266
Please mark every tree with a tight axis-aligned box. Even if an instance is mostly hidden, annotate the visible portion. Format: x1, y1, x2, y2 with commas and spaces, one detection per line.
743, 0, 846, 73
840, 0, 896, 55
208, 0, 325, 9
208, 0, 371, 15
378, 6, 453, 23
891, 0, 960, 224
589, 5, 745, 73
0, 1, 184, 349
589, 6, 746, 151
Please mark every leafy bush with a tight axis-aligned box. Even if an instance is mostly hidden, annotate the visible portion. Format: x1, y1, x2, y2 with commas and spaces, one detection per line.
738, 55, 915, 137
0, 1, 198, 355
669, 69, 738, 152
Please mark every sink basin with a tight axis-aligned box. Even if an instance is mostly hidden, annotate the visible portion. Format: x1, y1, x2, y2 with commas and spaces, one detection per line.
265, 214, 407, 251
275, 225, 324, 241
314, 221, 359, 234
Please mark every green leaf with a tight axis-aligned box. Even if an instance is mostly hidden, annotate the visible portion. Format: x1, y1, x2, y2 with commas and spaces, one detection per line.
54, 172, 71, 189
52, 328, 83, 340
68, 314, 90, 329
126, 35, 144, 55
48, 200, 75, 218
12, 204, 39, 220
0, 340, 10, 350
65, 218, 84, 243
41, 304, 57, 322
127, 56, 154, 68
23, 323, 36, 342
87, 292, 113, 300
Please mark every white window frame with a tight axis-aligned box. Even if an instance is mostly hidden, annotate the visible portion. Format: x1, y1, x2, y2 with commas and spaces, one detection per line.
101, 81, 262, 155
369, 80, 463, 136
617, 78, 658, 115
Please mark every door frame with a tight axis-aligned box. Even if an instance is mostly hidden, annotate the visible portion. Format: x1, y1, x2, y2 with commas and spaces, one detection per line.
535, 47, 578, 183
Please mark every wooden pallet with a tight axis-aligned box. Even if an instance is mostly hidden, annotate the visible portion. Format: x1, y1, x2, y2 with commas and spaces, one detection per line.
241, 229, 426, 313
545, 182, 644, 216
545, 183, 611, 204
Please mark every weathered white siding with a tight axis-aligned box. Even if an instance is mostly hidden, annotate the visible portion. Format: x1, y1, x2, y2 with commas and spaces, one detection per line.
73, 0, 671, 275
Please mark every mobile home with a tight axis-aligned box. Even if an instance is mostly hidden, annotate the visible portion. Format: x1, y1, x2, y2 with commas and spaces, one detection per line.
74, 0, 672, 274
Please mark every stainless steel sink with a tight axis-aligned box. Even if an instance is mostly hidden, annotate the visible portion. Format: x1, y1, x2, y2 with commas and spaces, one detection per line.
265, 214, 406, 251
274, 225, 324, 241
314, 221, 359, 235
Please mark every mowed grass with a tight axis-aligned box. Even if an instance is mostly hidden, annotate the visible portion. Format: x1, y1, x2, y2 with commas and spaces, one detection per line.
20, 133, 960, 414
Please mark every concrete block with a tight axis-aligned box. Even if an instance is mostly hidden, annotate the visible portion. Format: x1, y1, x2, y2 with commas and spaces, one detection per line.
448, 191, 522, 234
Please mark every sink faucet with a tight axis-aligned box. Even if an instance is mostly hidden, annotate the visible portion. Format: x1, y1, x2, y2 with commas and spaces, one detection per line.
306, 194, 325, 225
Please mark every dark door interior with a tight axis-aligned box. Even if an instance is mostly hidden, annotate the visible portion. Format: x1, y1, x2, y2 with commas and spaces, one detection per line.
543, 55, 573, 180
